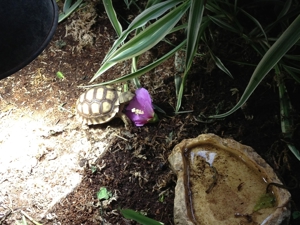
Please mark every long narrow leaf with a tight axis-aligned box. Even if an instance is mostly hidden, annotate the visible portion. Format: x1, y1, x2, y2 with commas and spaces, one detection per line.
85, 40, 186, 86
90, 1, 189, 83
277, 0, 292, 20
174, 73, 182, 96
209, 51, 233, 78
121, 209, 164, 225
127, 0, 183, 32
175, 1, 207, 112
146, 0, 164, 8
102, 0, 183, 63
277, 71, 292, 138
282, 65, 300, 84
249, 42, 265, 57
91, 61, 119, 82
58, 0, 83, 23
209, 14, 300, 119
208, 15, 241, 34
185, 0, 205, 71
103, 0, 122, 37
264, 3, 300, 34
241, 9, 267, 41
63, 0, 72, 12
277, 73, 300, 160
107, 1, 189, 63
283, 54, 300, 60
286, 143, 300, 161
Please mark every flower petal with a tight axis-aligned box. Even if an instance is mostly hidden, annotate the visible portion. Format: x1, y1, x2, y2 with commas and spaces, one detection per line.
125, 88, 155, 126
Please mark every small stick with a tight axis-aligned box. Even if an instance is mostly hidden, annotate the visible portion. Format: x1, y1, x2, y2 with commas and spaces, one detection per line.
113, 133, 128, 141
20, 210, 43, 225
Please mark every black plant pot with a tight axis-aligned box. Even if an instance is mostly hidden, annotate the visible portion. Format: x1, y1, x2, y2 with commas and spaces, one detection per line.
0, 0, 58, 80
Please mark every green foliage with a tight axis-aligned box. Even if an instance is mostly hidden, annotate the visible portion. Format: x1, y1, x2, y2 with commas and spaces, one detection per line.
158, 193, 164, 203
176, 0, 206, 111
103, 0, 122, 36
292, 211, 300, 220
97, 187, 112, 200
209, 14, 300, 119
277, 72, 300, 160
94, 0, 300, 159
123, 0, 136, 9
56, 71, 65, 79
90, 0, 190, 83
58, 0, 83, 23
205, 1, 300, 159
90, 165, 97, 173
89, 0, 206, 114
120, 209, 164, 225
16, 211, 43, 225
253, 193, 276, 212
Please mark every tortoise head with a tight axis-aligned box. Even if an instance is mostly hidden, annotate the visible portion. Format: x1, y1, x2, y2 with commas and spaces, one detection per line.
119, 91, 135, 104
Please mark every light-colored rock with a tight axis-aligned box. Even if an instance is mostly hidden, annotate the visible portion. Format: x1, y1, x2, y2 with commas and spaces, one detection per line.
169, 133, 291, 225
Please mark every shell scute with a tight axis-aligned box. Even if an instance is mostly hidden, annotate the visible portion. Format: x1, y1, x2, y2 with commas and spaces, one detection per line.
76, 86, 127, 125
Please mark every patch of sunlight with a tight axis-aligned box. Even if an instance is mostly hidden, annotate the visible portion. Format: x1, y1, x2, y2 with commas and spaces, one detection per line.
0, 110, 104, 220
0, 116, 43, 173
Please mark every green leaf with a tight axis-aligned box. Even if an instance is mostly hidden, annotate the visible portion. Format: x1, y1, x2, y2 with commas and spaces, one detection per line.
90, 1, 189, 82
284, 54, 300, 60
208, 15, 241, 34
84, 40, 186, 87
148, 113, 159, 124
90, 165, 97, 173
153, 104, 166, 114
176, 0, 206, 112
276, 74, 293, 139
90, 61, 118, 83
253, 193, 276, 212
209, 14, 300, 119
241, 9, 267, 41
170, 23, 188, 33
292, 211, 300, 220
63, 0, 72, 12
282, 65, 300, 84
97, 187, 112, 200
146, 0, 164, 8
286, 143, 300, 161
56, 71, 65, 79
131, 56, 142, 88
264, 0, 295, 33
277, 0, 292, 20
107, 1, 189, 63
277, 73, 300, 160
174, 73, 182, 97
185, 0, 205, 72
121, 209, 164, 225
210, 52, 233, 78
58, 0, 83, 23
102, 0, 183, 63
103, 0, 122, 37
159, 194, 164, 202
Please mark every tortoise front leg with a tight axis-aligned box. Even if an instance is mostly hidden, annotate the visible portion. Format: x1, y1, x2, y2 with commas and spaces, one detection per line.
117, 112, 132, 130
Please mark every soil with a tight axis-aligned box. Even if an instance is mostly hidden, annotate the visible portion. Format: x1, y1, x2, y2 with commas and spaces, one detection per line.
1, 1, 300, 225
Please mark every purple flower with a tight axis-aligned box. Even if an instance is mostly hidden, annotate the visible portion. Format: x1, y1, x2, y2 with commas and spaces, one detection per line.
125, 88, 158, 126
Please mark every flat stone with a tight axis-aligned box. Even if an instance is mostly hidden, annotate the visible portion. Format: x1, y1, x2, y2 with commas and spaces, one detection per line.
168, 133, 291, 225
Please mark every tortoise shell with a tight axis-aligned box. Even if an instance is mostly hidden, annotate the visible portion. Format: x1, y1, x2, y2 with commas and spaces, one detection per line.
76, 85, 134, 125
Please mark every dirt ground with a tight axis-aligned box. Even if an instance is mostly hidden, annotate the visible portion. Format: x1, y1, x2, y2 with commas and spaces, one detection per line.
1, 1, 300, 225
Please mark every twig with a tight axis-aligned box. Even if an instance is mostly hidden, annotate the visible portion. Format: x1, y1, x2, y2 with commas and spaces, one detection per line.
205, 163, 219, 194
0, 209, 12, 223
20, 211, 43, 225
113, 133, 128, 141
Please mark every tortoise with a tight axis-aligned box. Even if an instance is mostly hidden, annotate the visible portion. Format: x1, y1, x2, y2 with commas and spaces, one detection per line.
76, 85, 135, 128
